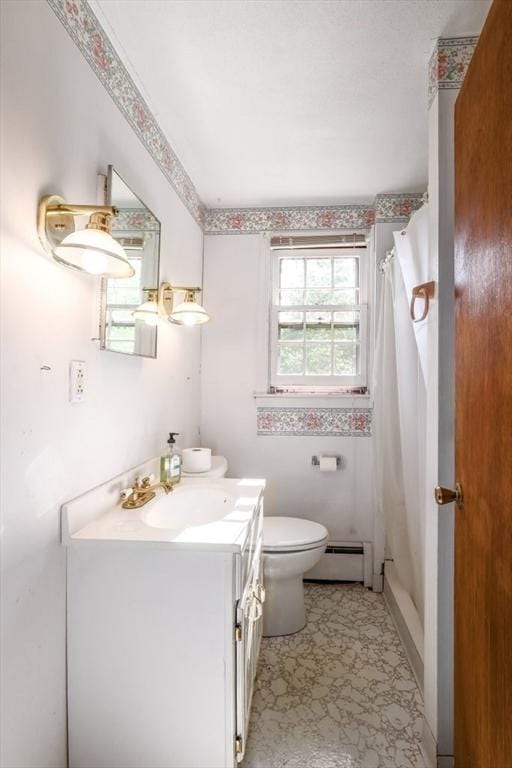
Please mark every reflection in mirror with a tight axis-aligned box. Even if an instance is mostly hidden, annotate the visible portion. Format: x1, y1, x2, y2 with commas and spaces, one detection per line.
100, 167, 160, 358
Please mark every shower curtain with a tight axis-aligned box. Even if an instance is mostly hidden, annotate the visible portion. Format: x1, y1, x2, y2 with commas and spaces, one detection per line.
373, 205, 428, 626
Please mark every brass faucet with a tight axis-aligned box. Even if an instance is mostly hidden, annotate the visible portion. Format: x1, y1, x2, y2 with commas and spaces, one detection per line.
121, 475, 173, 509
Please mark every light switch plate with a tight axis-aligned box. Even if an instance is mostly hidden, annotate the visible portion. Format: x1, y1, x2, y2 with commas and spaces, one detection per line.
69, 360, 86, 403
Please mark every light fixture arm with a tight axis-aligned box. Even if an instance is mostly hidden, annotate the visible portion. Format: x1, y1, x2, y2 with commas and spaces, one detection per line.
169, 285, 202, 293
44, 203, 119, 218
155, 282, 202, 316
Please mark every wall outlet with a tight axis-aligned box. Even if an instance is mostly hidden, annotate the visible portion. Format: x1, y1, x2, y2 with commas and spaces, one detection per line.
69, 360, 86, 403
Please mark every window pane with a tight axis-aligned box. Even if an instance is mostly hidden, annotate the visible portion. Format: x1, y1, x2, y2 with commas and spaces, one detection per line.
305, 343, 332, 375
278, 343, 304, 375
333, 288, 358, 305
333, 323, 358, 341
334, 311, 359, 324
108, 340, 134, 353
304, 288, 332, 305
333, 311, 359, 341
334, 343, 357, 375
278, 311, 304, 340
106, 286, 141, 305
280, 258, 304, 288
305, 311, 331, 340
108, 325, 135, 341
110, 309, 136, 323
279, 289, 304, 306
306, 259, 331, 288
334, 258, 357, 287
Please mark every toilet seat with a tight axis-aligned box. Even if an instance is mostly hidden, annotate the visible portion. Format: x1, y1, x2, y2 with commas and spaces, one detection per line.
263, 516, 328, 553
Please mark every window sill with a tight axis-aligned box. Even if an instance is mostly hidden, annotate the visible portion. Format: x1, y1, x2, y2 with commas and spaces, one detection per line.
253, 391, 373, 408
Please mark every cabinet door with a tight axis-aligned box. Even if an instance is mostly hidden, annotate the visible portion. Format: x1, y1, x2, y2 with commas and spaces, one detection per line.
235, 507, 264, 761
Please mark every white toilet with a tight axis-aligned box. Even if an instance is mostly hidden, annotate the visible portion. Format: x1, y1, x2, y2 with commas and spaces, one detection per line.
262, 516, 328, 637
183, 460, 328, 637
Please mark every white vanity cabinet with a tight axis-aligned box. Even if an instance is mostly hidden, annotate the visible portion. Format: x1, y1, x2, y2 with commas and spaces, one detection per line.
63, 467, 264, 768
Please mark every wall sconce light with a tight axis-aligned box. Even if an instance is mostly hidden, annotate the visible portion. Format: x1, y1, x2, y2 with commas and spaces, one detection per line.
133, 289, 160, 326
134, 282, 210, 327
37, 194, 135, 278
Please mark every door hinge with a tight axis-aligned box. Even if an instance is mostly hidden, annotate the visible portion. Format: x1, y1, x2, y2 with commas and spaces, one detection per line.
235, 623, 242, 642
235, 735, 243, 755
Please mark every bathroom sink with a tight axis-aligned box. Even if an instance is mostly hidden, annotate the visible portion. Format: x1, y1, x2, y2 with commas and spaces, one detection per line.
143, 484, 235, 529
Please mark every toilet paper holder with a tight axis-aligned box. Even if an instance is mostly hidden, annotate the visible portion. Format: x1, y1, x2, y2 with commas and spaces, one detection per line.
311, 455, 342, 469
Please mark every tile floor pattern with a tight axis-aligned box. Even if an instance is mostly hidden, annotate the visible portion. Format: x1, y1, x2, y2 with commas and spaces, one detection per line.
242, 583, 426, 768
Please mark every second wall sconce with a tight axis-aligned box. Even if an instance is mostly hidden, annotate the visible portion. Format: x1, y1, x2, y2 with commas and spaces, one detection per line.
134, 282, 210, 327
37, 194, 134, 278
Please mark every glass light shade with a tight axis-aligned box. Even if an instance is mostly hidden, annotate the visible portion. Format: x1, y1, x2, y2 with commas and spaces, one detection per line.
133, 299, 159, 326
169, 299, 210, 326
53, 228, 135, 277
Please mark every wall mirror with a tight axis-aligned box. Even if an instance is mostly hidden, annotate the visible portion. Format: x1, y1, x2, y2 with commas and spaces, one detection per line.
100, 166, 161, 358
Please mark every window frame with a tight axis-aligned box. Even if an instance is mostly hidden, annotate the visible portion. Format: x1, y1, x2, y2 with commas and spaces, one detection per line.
269, 247, 368, 391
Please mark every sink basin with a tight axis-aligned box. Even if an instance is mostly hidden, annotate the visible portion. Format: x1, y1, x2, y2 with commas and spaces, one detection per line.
143, 484, 235, 529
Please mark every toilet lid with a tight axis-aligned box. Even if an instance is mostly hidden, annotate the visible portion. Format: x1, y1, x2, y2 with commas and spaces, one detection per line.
181, 455, 228, 478
263, 516, 328, 552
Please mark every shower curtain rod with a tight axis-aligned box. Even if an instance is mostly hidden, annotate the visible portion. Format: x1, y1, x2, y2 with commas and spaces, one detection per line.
379, 248, 395, 273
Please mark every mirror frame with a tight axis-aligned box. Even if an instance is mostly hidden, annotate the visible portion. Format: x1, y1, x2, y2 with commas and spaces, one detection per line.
99, 166, 161, 359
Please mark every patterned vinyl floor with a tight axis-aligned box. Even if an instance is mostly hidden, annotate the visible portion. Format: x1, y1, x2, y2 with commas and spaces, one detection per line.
242, 583, 426, 768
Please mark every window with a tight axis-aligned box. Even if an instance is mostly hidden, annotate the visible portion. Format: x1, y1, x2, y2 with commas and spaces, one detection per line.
270, 248, 367, 391
104, 255, 141, 353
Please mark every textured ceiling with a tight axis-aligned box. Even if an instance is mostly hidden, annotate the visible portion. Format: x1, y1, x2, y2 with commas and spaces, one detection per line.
92, 0, 490, 208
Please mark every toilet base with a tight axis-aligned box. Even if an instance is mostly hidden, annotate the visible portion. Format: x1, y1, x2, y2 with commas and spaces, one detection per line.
262, 543, 327, 637
263, 575, 306, 637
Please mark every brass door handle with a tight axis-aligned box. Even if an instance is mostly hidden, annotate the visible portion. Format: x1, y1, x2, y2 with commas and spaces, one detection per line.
434, 483, 463, 508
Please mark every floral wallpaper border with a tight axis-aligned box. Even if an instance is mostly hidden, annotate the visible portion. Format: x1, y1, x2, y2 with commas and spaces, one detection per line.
47, 0, 205, 227
204, 205, 375, 235
112, 208, 160, 232
204, 194, 425, 234
374, 193, 424, 224
47, 0, 427, 235
257, 407, 372, 437
428, 36, 479, 108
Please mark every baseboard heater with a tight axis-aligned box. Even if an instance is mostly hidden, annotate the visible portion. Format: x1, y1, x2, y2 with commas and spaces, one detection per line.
305, 541, 373, 587
325, 544, 364, 555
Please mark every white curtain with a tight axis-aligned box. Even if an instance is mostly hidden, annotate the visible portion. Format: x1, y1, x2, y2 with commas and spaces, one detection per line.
373, 206, 428, 625
394, 206, 430, 378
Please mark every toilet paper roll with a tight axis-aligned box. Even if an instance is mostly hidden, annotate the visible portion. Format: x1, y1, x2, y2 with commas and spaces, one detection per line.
319, 456, 337, 472
182, 447, 212, 474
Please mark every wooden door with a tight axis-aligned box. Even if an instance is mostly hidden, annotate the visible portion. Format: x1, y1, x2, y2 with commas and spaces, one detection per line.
454, 1, 512, 765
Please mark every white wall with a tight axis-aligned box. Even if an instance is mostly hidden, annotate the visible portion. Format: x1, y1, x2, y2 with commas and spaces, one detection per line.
0, 4, 203, 767
201, 234, 375, 545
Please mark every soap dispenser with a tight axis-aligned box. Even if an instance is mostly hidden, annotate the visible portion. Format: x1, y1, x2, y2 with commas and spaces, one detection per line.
162, 432, 182, 486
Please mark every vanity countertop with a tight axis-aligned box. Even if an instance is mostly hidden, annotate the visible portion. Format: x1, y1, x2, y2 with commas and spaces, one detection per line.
62, 465, 265, 553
